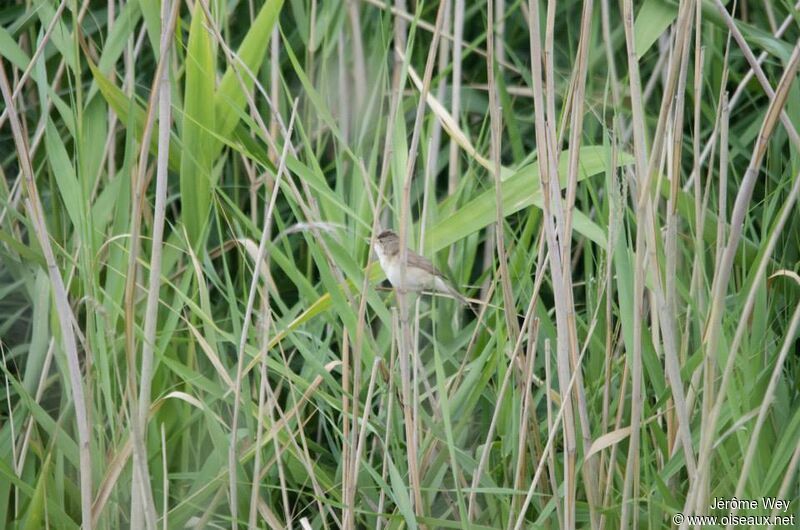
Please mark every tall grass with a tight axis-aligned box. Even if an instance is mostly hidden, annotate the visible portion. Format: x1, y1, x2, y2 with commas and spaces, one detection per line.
1, 0, 799, 528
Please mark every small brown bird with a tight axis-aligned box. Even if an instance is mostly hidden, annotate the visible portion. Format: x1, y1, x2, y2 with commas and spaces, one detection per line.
373, 230, 469, 304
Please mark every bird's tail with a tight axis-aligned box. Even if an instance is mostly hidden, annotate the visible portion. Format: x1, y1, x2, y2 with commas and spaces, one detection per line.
434, 277, 477, 314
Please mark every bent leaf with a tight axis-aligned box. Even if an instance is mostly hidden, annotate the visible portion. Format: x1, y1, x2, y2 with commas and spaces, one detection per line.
180, 5, 217, 247
425, 146, 633, 254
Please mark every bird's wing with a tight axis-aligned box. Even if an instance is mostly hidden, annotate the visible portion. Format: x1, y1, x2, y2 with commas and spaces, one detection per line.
407, 250, 444, 277
409, 250, 469, 304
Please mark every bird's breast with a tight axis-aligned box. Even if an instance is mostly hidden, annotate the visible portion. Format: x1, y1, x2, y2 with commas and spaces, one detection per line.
388, 262, 434, 291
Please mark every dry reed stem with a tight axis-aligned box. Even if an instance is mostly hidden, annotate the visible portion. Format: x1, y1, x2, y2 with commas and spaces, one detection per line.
486, 0, 520, 342
345, 6, 409, 523
395, 0, 449, 521
0, 59, 94, 530
684, 41, 800, 525
526, 0, 580, 526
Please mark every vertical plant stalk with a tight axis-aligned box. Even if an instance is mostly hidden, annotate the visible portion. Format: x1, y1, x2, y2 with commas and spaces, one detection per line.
561, 0, 593, 254
346, 92, 399, 530
347, 8, 411, 522
698, 91, 728, 503
651, 0, 699, 482
688, 0, 704, 316
346, 0, 367, 112
376, 314, 399, 526
127, 2, 181, 527
599, 0, 621, 107
559, 0, 603, 523
249, 308, 280, 529
487, 0, 520, 342
507, 317, 538, 529
512, 334, 593, 530
269, 26, 280, 160
247, 108, 296, 528
685, 42, 800, 523
494, 0, 505, 65
619, 0, 652, 525
468, 291, 539, 520
526, 0, 578, 527
393, 0, 408, 51
138, 0, 175, 471
447, 0, 464, 196
395, 0, 449, 520
231, 103, 298, 528
0, 60, 94, 529
599, 152, 625, 530
160, 423, 169, 530
682, 5, 719, 503
425, 0, 451, 200
129, 0, 180, 530
626, 1, 703, 524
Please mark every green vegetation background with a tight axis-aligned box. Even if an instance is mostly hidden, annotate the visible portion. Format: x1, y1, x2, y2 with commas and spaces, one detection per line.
1, 0, 799, 528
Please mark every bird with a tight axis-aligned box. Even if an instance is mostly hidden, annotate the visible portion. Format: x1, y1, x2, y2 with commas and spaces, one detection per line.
372, 229, 470, 305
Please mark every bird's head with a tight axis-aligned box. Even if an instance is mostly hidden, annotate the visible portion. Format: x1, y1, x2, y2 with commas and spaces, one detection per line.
374, 229, 400, 258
